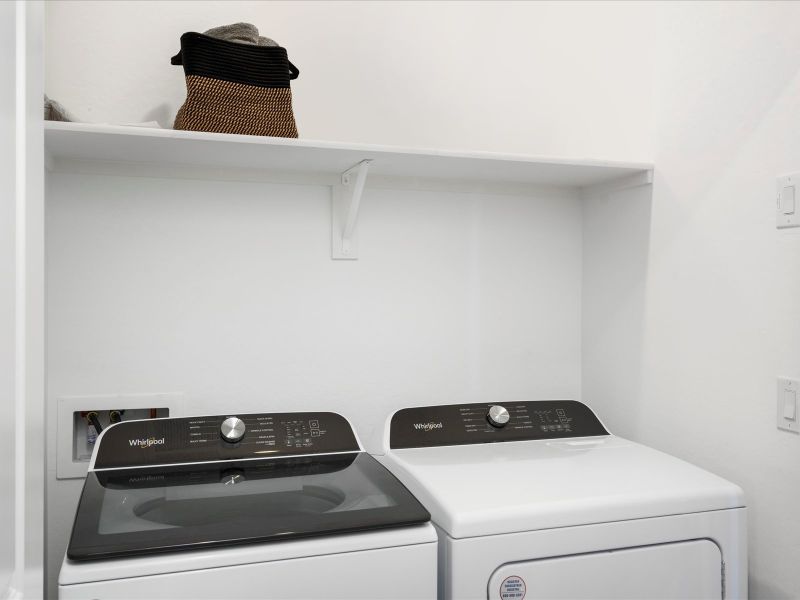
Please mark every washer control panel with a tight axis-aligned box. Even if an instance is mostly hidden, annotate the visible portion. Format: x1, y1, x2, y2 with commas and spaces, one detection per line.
390, 401, 608, 449
93, 411, 360, 469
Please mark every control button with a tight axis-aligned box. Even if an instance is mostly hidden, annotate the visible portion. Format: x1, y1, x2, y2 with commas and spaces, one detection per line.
220, 417, 246, 443
310, 420, 320, 428
487, 405, 510, 428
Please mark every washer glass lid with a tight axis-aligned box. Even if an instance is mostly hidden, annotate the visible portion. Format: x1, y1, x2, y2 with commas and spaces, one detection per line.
67, 452, 430, 561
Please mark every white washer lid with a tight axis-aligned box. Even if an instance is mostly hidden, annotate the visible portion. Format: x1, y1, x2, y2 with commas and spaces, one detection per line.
380, 436, 744, 539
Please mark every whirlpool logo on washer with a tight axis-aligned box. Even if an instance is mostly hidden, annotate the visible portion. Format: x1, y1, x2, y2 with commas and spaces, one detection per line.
128, 474, 165, 483
413, 422, 443, 431
128, 437, 165, 448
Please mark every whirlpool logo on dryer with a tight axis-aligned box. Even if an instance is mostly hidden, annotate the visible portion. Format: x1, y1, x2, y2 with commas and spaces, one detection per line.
413, 422, 443, 431
128, 437, 165, 448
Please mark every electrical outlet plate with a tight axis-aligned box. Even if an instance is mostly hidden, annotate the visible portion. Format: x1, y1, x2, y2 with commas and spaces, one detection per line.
776, 174, 800, 229
56, 392, 185, 479
777, 378, 799, 433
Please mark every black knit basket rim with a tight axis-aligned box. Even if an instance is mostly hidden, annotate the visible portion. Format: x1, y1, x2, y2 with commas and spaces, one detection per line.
171, 31, 299, 80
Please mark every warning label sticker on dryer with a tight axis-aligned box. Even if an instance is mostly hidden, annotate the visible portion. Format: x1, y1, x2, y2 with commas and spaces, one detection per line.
500, 575, 526, 600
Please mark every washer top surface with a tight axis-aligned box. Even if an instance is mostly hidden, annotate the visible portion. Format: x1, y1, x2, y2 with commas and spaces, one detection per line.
380, 402, 745, 539
66, 411, 431, 561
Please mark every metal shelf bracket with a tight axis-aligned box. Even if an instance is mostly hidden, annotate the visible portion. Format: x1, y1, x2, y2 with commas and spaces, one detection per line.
332, 159, 372, 260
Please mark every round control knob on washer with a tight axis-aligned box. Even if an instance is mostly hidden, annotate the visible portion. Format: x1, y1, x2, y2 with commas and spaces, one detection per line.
220, 417, 246, 443
487, 405, 510, 428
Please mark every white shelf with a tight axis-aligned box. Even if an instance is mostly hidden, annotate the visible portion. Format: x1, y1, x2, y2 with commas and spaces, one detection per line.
45, 122, 653, 192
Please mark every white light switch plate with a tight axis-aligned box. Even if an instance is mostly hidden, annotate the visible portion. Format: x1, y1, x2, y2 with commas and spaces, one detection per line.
777, 174, 800, 228
777, 378, 799, 433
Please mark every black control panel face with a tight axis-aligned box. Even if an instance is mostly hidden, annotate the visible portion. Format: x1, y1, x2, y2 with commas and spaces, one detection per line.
390, 401, 608, 449
94, 412, 360, 469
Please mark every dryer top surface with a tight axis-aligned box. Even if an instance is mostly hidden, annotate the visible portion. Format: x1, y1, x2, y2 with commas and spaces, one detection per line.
380, 435, 744, 538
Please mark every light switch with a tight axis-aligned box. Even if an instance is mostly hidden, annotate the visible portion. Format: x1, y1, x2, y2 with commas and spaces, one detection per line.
778, 377, 800, 433
784, 389, 797, 420
777, 175, 800, 228
781, 186, 796, 215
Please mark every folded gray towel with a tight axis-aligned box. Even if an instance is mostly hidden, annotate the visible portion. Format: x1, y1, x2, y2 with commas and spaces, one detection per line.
204, 22, 278, 47
44, 94, 73, 122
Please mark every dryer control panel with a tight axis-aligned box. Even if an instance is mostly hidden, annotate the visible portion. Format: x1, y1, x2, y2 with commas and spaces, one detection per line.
390, 401, 608, 449
93, 411, 360, 469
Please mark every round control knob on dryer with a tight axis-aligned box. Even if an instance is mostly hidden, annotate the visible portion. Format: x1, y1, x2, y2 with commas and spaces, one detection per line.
220, 417, 246, 443
487, 405, 510, 428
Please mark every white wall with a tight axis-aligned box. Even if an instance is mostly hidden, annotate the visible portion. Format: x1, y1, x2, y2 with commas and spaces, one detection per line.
0, 2, 18, 596
43, 1, 800, 599
46, 175, 582, 443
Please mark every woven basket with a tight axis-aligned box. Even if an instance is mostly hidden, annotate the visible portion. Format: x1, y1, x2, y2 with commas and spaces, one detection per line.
171, 32, 299, 137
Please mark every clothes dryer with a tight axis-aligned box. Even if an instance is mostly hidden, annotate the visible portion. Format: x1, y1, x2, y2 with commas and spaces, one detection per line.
377, 401, 746, 600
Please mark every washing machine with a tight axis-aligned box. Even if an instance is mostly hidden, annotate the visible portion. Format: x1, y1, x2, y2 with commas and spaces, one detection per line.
376, 401, 747, 600
59, 411, 437, 599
